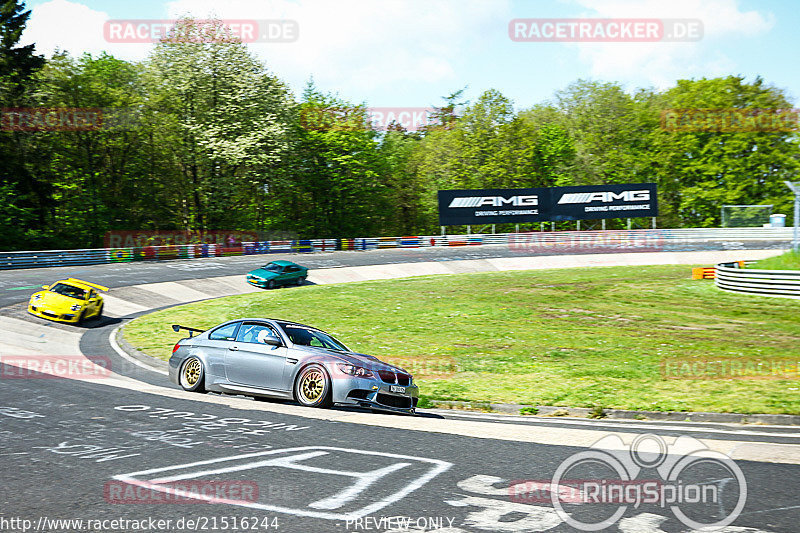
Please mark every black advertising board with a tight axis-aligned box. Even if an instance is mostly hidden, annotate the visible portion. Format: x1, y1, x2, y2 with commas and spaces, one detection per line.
437, 183, 658, 225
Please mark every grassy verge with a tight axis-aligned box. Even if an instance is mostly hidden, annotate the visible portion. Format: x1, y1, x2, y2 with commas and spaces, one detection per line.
751, 250, 800, 270
124, 265, 800, 414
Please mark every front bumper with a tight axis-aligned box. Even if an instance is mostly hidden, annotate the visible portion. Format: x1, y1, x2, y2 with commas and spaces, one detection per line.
334, 378, 419, 414
27, 305, 80, 323
246, 277, 270, 288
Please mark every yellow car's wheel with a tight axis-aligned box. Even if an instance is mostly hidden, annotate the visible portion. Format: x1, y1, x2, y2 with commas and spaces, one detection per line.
294, 364, 332, 408
179, 357, 206, 393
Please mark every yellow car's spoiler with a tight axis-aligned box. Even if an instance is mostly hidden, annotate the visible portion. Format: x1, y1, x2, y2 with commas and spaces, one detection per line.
65, 278, 109, 292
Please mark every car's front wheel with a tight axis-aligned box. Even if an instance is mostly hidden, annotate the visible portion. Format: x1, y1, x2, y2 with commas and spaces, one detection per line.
95, 303, 104, 319
266, 280, 275, 289
179, 357, 206, 392
294, 364, 332, 408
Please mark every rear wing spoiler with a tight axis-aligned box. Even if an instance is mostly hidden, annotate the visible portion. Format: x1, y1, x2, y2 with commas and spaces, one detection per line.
171, 324, 205, 338
66, 278, 109, 291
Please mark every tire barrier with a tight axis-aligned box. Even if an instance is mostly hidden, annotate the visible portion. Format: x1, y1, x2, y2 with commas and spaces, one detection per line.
0, 228, 792, 270
715, 261, 800, 299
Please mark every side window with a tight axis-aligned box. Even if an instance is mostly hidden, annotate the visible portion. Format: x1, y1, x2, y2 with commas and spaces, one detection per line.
236, 323, 279, 344
287, 266, 298, 273
209, 322, 239, 341
89, 290, 97, 299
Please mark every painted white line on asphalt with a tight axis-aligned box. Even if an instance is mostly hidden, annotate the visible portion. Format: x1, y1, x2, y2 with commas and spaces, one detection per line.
434, 411, 800, 439
113, 446, 451, 521
108, 325, 168, 376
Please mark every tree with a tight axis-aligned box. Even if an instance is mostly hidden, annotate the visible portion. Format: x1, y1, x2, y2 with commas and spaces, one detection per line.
0, 0, 46, 249
649, 76, 800, 227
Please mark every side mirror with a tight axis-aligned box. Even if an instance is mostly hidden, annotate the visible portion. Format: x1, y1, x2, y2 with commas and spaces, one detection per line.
171, 324, 181, 332
42, 285, 50, 290
263, 336, 281, 346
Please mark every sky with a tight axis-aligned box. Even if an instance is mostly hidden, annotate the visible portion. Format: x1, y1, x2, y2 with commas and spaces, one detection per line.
18, 0, 800, 111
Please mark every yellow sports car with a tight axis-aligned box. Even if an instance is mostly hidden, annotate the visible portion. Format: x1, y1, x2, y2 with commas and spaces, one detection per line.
28, 278, 108, 324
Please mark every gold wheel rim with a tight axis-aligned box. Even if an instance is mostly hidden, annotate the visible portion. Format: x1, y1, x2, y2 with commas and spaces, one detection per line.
300, 369, 324, 402
184, 359, 201, 386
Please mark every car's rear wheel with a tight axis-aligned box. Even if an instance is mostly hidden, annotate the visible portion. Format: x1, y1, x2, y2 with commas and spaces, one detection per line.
296, 276, 305, 286
95, 303, 104, 319
294, 364, 332, 408
266, 280, 275, 289
179, 357, 206, 393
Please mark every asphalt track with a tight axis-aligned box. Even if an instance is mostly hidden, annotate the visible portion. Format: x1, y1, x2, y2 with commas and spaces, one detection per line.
1, 243, 799, 532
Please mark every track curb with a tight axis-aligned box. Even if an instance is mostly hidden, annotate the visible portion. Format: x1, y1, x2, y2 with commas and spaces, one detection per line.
428, 400, 800, 426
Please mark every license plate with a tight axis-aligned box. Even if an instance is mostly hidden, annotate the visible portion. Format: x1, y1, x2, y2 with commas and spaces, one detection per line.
390, 385, 406, 394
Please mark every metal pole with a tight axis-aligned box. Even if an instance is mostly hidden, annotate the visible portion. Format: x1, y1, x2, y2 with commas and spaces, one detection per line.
467, 225, 471, 235
577, 220, 581, 231
785, 182, 800, 251
794, 194, 799, 251
441, 226, 446, 236
491, 224, 495, 234
652, 217, 657, 229
602, 219, 606, 231
515, 223, 519, 233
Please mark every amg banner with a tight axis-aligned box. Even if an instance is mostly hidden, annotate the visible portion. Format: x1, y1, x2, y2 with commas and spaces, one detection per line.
437, 183, 657, 225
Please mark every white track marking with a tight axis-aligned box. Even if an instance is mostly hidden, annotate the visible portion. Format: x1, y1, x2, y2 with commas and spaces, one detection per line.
113, 446, 451, 521
132, 281, 211, 303
434, 411, 800, 439
101, 294, 149, 317
108, 325, 168, 376
0, 316, 81, 355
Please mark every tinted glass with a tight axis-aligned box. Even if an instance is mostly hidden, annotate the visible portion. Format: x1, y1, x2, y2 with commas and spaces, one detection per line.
236, 323, 279, 344
263, 263, 282, 272
50, 282, 86, 300
280, 324, 348, 351
208, 322, 239, 341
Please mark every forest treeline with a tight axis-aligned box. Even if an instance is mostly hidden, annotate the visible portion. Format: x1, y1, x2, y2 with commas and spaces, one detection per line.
1, 5, 798, 250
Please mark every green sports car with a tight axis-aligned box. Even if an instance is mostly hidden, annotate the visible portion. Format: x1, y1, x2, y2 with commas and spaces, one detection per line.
246, 260, 308, 289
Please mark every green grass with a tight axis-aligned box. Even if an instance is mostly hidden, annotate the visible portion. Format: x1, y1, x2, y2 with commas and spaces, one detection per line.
124, 265, 800, 414
751, 250, 800, 270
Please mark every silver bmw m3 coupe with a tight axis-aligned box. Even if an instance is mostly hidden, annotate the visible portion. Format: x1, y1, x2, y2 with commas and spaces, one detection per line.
168, 318, 418, 414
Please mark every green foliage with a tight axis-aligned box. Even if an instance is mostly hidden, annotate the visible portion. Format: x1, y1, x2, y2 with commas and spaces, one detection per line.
751, 250, 800, 270
124, 265, 800, 414
1, 9, 799, 248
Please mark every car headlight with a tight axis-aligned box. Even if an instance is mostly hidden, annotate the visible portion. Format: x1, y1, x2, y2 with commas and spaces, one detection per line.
337, 363, 374, 378
70, 304, 81, 311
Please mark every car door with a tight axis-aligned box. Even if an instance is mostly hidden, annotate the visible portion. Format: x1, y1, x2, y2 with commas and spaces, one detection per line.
284, 265, 299, 283
200, 321, 242, 376
87, 290, 100, 314
224, 322, 289, 390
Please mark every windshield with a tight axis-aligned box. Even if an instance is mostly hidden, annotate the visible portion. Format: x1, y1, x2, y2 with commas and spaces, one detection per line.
279, 324, 349, 351
262, 263, 282, 272
49, 282, 86, 300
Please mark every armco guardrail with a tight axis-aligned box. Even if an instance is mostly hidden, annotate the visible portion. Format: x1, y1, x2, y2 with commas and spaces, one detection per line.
0, 228, 792, 270
715, 261, 800, 299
